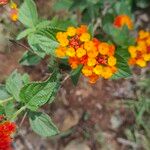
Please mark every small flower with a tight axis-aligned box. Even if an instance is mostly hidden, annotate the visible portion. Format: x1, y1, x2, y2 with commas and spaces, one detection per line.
10, 2, 18, 21
113, 14, 133, 30
80, 33, 91, 42
66, 47, 76, 57
67, 26, 76, 37
55, 46, 66, 58
0, 0, 8, 5
76, 47, 86, 58
108, 56, 116, 66
82, 66, 93, 77
93, 65, 103, 75
98, 42, 109, 55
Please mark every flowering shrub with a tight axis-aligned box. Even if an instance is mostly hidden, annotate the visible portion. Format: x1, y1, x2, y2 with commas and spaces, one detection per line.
0, 0, 149, 148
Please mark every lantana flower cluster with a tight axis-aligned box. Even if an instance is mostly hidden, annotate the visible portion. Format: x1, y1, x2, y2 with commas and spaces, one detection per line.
0, 0, 8, 5
0, 115, 16, 150
0, 0, 18, 22
9, 2, 18, 22
113, 14, 133, 30
55, 25, 117, 83
128, 30, 150, 67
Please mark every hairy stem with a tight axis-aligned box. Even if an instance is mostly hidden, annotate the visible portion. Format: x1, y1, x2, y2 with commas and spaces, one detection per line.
0, 97, 14, 105
11, 105, 27, 121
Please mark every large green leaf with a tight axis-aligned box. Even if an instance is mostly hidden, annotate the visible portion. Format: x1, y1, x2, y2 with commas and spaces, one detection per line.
19, 51, 42, 66
28, 34, 59, 58
112, 54, 132, 79
6, 71, 24, 101
19, 71, 60, 110
70, 65, 83, 86
29, 111, 59, 137
19, 0, 38, 27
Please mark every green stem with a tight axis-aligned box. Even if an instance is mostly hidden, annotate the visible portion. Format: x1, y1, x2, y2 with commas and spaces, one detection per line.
0, 97, 13, 105
11, 105, 27, 121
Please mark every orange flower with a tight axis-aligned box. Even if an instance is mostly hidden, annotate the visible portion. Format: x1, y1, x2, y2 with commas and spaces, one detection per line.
55, 46, 66, 58
0, 116, 16, 150
0, 0, 8, 5
80, 33, 91, 42
76, 25, 88, 35
55, 25, 118, 83
89, 74, 99, 84
66, 47, 76, 57
67, 26, 76, 37
76, 47, 86, 58
128, 30, 150, 67
113, 14, 133, 30
82, 66, 93, 77
69, 57, 79, 69
98, 42, 110, 55
10, 2, 18, 21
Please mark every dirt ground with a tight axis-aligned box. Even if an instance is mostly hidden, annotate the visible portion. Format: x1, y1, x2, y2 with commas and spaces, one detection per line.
0, 44, 140, 150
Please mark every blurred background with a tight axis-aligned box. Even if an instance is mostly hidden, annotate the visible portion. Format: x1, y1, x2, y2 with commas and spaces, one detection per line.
0, 0, 150, 149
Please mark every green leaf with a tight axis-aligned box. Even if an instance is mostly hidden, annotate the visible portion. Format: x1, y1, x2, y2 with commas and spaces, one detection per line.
116, 47, 130, 61
0, 84, 11, 100
53, 0, 73, 11
28, 34, 59, 58
16, 28, 35, 40
22, 73, 30, 85
114, 0, 132, 16
112, 54, 132, 79
19, 0, 38, 27
4, 101, 16, 119
103, 24, 135, 48
19, 71, 60, 110
29, 111, 59, 137
19, 51, 42, 66
88, 24, 94, 38
6, 71, 25, 101
136, 0, 150, 8
0, 105, 5, 115
70, 65, 83, 86
36, 20, 51, 29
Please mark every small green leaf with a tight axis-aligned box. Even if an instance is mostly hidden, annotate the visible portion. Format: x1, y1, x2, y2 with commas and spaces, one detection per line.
19, 51, 42, 66
6, 71, 25, 101
0, 105, 5, 115
88, 24, 94, 38
53, 0, 73, 11
16, 28, 35, 40
36, 20, 51, 29
112, 54, 132, 79
20, 71, 60, 110
29, 111, 59, 137
0, 84, 11, 100
22, 73, 30, 85
28, 34, 59, 58
70, 65, 83, 86
19, 0, 38, 27
4, 101, 16, 120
